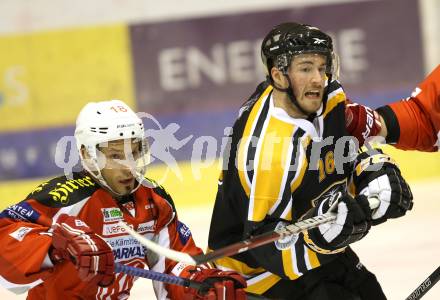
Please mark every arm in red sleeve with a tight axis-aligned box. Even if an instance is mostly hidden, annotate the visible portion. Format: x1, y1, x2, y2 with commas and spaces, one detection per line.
142, 186, 205, 299
376, 65, 440, 151
148, 214, 206, 299
0, 199, 55, 294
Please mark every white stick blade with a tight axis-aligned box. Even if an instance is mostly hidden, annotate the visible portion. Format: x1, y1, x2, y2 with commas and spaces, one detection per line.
118, 221, 197, 265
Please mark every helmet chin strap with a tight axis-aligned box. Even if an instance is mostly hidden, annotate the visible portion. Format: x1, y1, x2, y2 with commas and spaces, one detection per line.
271, 74, 317, 121
270, 73, 331, 121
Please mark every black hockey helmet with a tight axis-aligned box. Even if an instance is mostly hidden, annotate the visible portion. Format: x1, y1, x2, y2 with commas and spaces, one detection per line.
260, 22, 339, 119
261, 22, 337, 79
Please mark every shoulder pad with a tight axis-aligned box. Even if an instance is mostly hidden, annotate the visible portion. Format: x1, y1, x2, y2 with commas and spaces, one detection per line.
27, 172, 99, 208
143, 177, 176, 212
239, 80, 272, 113
327, 79, 344, 95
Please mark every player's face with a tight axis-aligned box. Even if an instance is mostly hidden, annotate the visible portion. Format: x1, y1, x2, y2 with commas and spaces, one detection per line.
98, 139, 141, 195
288, 53, 327, 114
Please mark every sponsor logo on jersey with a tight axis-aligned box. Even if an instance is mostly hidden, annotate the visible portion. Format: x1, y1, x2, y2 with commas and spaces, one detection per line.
47, 176, 95, 204
102, 222, 132, 236
9, 226, 33, 242
274, 221, 298, 250
113, 245, 145, 261
102, 207, 123, 222
177, 221, 191, 245
137, 220, 155, 233
105, 236, 146, 262
0, 202, 40, 222
106, 236, 140, 248
171, 262, 189, 276
31, 181, 49, 194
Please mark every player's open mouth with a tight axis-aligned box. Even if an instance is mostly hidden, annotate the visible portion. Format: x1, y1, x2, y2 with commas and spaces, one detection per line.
305, 91, 321, 99
119, 178, 134, 185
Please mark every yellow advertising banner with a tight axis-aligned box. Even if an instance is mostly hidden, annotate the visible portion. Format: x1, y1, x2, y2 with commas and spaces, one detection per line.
0, 24, 135, 132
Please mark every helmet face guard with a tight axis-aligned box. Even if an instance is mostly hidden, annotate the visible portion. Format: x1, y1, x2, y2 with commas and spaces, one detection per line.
85, 137, 150, 177
75, 100, 150, 196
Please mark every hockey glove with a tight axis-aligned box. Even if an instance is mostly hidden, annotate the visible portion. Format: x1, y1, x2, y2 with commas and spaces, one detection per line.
304, 192, 371, 253
50, 214, 115, 287
345, 102, 382, 146
183, 268, 247, 300
352, 149, 413, 225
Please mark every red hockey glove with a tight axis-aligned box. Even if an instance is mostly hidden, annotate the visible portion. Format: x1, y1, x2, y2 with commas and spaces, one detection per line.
183, 268, 247, 300
50, 214, 115, 287
345, 103, 382, 146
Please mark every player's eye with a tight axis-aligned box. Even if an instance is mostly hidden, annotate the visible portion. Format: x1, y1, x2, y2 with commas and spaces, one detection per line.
132, 150, 140, 159
300, 67, 311, 73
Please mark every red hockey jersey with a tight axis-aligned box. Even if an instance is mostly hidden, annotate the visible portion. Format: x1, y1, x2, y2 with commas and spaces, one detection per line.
378, 65, 440, 151
0, 172, 203, 299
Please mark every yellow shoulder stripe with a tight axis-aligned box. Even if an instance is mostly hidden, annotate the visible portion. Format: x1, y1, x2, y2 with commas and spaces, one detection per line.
323, 90, 346, 118
237, 85, 273, 197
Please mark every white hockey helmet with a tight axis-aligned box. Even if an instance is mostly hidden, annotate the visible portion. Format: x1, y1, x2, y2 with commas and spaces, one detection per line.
74, 100, 148, 195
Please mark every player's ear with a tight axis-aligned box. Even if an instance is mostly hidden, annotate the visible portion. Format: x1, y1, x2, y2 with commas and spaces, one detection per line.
271, 67, 288, 89
80, 145, 90, 159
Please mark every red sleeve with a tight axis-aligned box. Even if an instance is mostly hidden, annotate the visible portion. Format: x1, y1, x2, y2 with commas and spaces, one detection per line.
162, 217, 206, 299
0, 199, 55, 292
379, 65, 440, 151
144, 190, 205, 299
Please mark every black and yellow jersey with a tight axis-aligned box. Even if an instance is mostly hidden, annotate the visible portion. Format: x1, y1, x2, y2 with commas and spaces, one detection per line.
208, 80, 354, 294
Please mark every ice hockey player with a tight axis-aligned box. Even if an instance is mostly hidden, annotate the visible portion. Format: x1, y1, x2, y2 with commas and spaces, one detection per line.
0, 100, 246, 300
208, 22, 413, 299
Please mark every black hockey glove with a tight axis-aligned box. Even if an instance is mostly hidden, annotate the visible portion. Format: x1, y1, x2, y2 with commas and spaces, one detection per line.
352, 149, 413, 225
304, 192, 371, 253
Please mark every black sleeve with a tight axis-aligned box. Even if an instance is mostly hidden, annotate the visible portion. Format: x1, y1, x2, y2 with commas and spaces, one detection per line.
376, 105, 400, 144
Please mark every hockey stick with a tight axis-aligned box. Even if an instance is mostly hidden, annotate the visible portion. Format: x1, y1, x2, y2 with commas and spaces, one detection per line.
119, 197, 380, 266
405, 265, 440, 300
114, 263, 272, 300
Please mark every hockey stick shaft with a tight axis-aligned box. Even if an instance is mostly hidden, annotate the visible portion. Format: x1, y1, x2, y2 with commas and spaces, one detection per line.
405, 266, 440, 300
119, 197, 380, 265
195, 196, 380, 264
115, 263, 193, 288
114, 263, 272, 300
